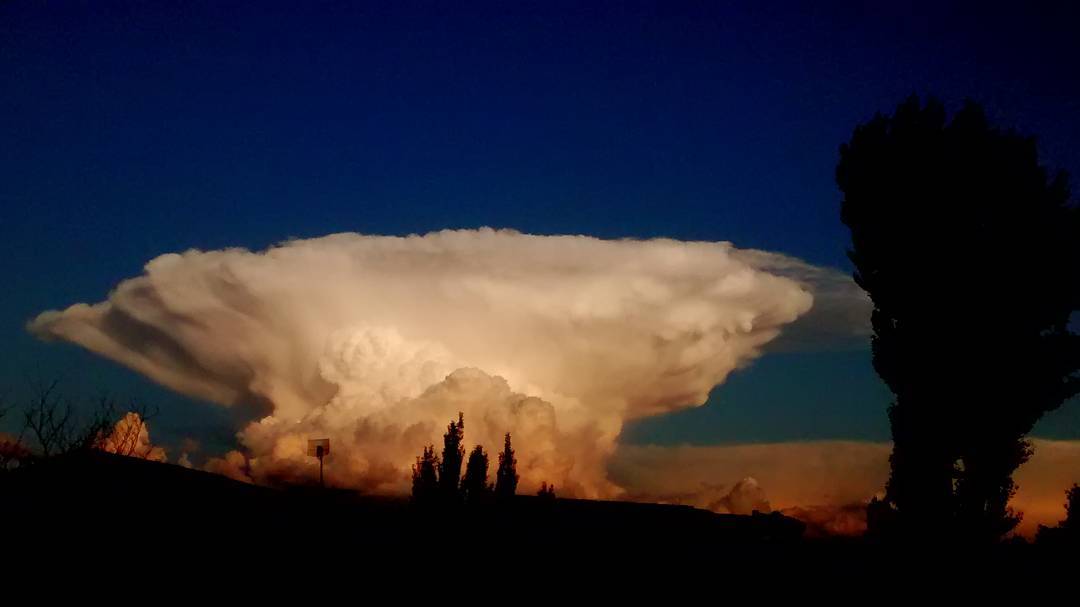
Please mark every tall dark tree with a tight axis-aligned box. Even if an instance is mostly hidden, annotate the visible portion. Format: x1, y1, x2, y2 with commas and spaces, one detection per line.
838, 96, 1080, 542
461, 444, 490, 503
495, 432, 518, 499
438, 412, 465, 500
411, 445, 439, 504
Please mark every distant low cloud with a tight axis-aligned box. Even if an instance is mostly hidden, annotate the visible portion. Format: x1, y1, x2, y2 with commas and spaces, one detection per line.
29, 229, 864, 495
712, 476, 771, 514
204, 450, 252, 484
610, 439, 1080, 537
611, 441, 889, 508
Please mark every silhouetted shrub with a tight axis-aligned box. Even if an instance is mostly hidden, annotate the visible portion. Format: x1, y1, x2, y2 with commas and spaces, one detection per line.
0, 436, 31, 472
537, 481, 555, 500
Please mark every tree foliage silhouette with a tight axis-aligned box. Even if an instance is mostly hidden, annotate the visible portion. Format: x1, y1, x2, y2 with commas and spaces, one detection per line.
461, 444, 490, 503
495, 433, 518, 499
1065, 484, 1080, 530
537, 481, 555, 500
438, 412, 465, 501
1036, 484, 1080, 545
838, 96, 1080, 542
411, 445, 439, 504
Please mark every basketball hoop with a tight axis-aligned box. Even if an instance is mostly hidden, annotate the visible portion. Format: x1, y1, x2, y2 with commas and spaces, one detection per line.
307, 438, 330, 487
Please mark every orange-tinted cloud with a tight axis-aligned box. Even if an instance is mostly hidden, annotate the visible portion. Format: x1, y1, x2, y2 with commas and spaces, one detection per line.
204, 450, 253, 484
31, 230, 865, 496
98, 412, 167, 462
610, 439, 1080, 537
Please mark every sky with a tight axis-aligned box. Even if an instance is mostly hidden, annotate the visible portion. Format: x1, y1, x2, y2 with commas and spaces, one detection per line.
3, 0, 1080, 465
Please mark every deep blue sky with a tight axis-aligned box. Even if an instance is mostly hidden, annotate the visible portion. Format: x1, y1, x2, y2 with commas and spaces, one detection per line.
3, 1, 1079, 452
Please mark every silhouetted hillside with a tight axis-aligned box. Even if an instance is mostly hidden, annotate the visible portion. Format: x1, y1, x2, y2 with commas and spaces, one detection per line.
2, 450, 803, 551
6, 450, 1077, 581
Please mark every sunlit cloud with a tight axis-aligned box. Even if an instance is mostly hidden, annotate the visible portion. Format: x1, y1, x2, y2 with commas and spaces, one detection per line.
98, 411, 167, 462
30, 229, 862, 496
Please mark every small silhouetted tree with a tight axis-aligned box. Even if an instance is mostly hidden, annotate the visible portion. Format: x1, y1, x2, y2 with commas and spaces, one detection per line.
0, 396, 20, 471
839, 96, 1080, 542
0, 435, 30, 472
411, 445, 439, 504
20, 379, 77, 457
438, 412, 465, 501
537, 481, 555, 500
461, 445, 490, 503
19, 381, 135, 457
495, 433, 518, 499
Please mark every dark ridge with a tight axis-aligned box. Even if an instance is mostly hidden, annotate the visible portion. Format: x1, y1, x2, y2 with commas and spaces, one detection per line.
2, 450, 803, 550
5, 450, 1073, 580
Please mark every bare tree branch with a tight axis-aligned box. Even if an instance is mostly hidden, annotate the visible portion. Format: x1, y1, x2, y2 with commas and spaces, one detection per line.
16, 379, 163, 461
21, 378, 72, 457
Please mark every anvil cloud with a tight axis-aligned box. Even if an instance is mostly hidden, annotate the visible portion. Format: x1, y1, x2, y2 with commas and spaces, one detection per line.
30, 229, 861, 496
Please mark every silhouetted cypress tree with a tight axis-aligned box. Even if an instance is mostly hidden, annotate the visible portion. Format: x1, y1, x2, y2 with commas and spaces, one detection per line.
838, 96, 1080, 542
537, 481, 555, 500
411, 445, 439, 504
494, 432, 518, 499
438, 412, 465, 501
461, 444, 490, 503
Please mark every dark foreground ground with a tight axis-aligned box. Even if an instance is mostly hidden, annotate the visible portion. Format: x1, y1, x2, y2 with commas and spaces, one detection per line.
2, 451, 1071, 579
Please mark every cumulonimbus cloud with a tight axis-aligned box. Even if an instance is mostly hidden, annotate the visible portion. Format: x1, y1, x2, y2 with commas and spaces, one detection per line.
29, 229, 864, 496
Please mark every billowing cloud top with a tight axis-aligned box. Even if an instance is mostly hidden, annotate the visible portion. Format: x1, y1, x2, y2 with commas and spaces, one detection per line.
30, 229, 859, 496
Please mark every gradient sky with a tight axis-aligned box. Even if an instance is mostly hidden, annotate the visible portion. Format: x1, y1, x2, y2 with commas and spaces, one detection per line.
3, 1, 1079, 453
